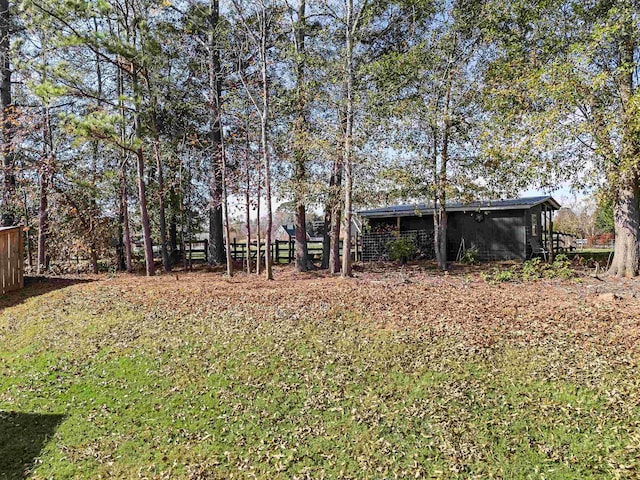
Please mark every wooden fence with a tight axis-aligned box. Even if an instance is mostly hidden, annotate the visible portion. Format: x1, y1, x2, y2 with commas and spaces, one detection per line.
180, 237, 361, 265
0, 226, 24, 295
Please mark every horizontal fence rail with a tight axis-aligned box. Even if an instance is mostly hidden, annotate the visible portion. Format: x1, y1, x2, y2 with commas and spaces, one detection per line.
176, 237, 361, 265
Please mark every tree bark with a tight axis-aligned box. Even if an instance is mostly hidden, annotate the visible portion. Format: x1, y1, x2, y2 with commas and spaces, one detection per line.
152, 134, 171, 272
135, 147, 155, 276
329, 108, 345, 274
117, 59, 132, 273
256, 164, 261, 276
37, 170, 48, 274
341, 0, 355, 277
433, 66, 452, 270
328, 177, 342, 274
220, 105, 233, 277
260, 11, 273, 281
207, 0, 225, 266
607, 18, 640, 277
37, 106, 53, 275
293, 0, 309, 272
121, 166, 132, 272
0, 0, 15, 227
608, 176, 640, 277
245, 142, 252, 274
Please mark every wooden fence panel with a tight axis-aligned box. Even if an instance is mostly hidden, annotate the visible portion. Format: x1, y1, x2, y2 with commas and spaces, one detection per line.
0, 232, 6, 294
0, 227, 24, 295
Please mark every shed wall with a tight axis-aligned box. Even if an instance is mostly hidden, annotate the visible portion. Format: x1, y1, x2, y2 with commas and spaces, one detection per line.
364, 209, 529, 261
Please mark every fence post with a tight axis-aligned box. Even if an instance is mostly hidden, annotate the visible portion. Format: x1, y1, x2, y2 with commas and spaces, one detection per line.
289, 239, 293, 263
203, 239, 209, 262
355, 233, 359, 262
275, 240, 280, 265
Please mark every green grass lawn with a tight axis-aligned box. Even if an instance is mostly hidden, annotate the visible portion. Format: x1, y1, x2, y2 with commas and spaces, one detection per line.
1, 274, 639, 479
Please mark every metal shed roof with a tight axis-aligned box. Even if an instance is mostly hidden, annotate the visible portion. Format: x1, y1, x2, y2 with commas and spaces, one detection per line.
358, 196, 560, 218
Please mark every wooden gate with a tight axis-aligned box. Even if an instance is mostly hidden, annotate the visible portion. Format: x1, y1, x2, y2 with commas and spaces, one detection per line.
0, 226, 24, 295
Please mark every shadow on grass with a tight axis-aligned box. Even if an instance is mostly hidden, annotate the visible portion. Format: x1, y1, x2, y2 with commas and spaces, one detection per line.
0, 411, 65, 479
0, 276, 96, 311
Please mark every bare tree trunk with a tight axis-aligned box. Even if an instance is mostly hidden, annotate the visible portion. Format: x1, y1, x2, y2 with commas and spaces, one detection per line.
152, 134, 171, 271
293, 0, 309, 272
127, 13, 154, 276
22, 189, 33, 268
220, 107, 233, 277
260, 14, 273, 281
341, 0, 355, 277
208, 0, 225, 266
0, 0, 15, 227
37, 171, 48, 274
245, 140, 252, 274
117, 61, 132, 273
329, 160, 343, 274
37, 106, 53, 275
121, 166, 133, 272
256, 165, 261, 276
262, 111, 273, 280
321, 205, 331, 269
135, 146, 155, 276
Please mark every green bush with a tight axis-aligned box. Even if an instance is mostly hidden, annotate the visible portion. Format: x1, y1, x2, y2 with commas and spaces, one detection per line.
386, 237, 416, 264
460, 247, 480, 265
522, 254, 575, 280
482, 267, 516, 283
522, 258, 544, 280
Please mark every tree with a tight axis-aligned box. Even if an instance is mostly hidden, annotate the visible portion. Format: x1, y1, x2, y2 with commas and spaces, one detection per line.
369, 0, 487, 270
231, 0, 280, 280
484, 0, 640, 276
0, 0, 16, 227
288, 0, 310, 272
206, 0, 225, 267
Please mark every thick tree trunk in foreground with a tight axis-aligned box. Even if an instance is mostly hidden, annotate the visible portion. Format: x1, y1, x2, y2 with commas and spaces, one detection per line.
608, 24, 640, 277
293, 0, 309, 272
608, 178, 640, 277
136, 148, 155, 276
208, 0, 225, 266
0, 0, 15, 227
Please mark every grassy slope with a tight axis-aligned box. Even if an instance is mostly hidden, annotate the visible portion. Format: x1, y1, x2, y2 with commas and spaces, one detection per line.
1, 272, 639, 479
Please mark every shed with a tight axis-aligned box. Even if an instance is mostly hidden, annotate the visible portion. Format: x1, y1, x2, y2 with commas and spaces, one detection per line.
358, 196, 561, 261
0, 226, 24, 294
276, 224, 312, 242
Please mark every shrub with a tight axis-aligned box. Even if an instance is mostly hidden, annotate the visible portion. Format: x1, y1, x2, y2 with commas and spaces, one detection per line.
522, 254, 576, 280
522, 258, 544, 280
460, 247, 480, 265
386, 237, 416, 264
482, 267, 516, 283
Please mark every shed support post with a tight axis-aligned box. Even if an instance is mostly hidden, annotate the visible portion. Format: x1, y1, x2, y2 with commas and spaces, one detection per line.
549, 208, 554, 261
